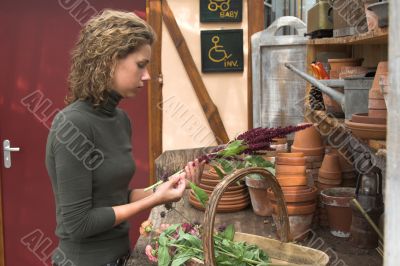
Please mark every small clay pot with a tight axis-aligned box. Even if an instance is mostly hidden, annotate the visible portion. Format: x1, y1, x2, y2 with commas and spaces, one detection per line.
320, 153, 341, 174
368, 98, 387, 109
291, 146, 325, 156
339, 66, 370, 79
317, 181, 339, 191
369, 61, 388, 100
319, 169, 342, 180
245, 175, 273, 216
321, 187, 355, 238
275, 164, 306, 175
328, 58, 364, 79
267, 186, 318, 203
276, 157, 306, 166
292, 124, 323, 149
318, 176, 342, 185
368, 108, 387, 118
345, 120, 387, 140
351, 113, 386, 125
276, 152, 304, 158
276, 175, 308, 187
271, 200, 317, 216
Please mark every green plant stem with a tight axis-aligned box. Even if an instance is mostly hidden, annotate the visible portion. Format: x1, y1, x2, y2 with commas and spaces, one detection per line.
143, 180, 163, 192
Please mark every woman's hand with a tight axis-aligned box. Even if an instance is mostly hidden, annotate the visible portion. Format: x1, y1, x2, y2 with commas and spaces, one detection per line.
153, 172, 186, 205
184, 159, 205, 188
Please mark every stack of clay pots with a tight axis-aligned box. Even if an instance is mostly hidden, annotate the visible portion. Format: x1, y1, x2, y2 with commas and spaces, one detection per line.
189, 165, 250, 213
291, 124, 325, 187
369, 61, 388, 119
317, 153, 342, 228
267, 152, 318, 240
332, 148, 357, 187
345, 61, 387, 141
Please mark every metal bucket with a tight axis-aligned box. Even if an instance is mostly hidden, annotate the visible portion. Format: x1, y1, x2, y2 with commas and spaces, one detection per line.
252, 16, 307, 130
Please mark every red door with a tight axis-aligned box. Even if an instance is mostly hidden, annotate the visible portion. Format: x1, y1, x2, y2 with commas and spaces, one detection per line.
0, 1, 149, 265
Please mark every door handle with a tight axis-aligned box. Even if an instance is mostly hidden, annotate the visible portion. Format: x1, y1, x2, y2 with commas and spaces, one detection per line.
3, 140, 20, 168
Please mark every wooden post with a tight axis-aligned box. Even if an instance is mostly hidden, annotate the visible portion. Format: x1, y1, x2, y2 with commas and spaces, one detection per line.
147, 0, 163, 184
385, 0, 400, 265
247, 0, 265, 130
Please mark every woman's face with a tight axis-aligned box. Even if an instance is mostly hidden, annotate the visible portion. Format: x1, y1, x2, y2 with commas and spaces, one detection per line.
112, 44, 151, 98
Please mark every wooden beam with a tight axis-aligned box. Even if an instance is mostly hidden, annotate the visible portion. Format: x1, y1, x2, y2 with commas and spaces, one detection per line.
147, 0, 163, 185
161, 0, 229, 144
385, 0, 400, 264
247, 0, 265, 130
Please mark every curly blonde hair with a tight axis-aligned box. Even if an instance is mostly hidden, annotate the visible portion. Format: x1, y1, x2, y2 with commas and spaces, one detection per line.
66, 9, 155, 106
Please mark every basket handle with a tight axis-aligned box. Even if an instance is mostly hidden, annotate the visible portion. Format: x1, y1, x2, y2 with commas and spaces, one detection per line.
202, 167, 290, 266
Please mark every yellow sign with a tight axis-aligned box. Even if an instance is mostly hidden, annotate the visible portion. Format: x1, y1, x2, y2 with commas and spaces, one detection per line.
208, 36, 232, 63
200, 0, 242, 23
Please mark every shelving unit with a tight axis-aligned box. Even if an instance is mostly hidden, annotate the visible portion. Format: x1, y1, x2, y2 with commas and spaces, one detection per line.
308, 27, 388, 46
305, 28, 389, 154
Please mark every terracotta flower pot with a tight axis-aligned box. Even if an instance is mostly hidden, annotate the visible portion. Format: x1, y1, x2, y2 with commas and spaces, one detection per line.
328, 58, 364, 79
276, 175, 308, 187
321, 187, 355, 238
276, 157, 306, 166
291, 146, 325, 156
292, 124, 323, 149
368, 108, 387, 119
320, 153, 341, 173
245, 175, 273, 216
368, 98, 387, 109
275, 165, 306, 175
338, 66, 370, 79
318, 176, 342, 185
345, 120, 387, 140
316, 181, 339, 191
267, 186, 318, 203
369, 61, 388, 100
271, 200, 317, 216
318, 169, 342, 180
351, 113, 386, 125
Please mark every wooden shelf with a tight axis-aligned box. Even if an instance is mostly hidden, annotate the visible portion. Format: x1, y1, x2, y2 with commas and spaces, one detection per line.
307, 27, 388, 46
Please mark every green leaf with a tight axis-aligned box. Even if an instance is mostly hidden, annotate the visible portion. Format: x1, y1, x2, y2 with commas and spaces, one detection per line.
221, 224, 235, 241
244, 155, 274, 168
157, 245, 171, 266
212, 165, 225, 179
171, 254, 193, 266
218, 140, 247, 157
182, 233, 202, 248
189, 181, 209, 207
216, 158, 234, 174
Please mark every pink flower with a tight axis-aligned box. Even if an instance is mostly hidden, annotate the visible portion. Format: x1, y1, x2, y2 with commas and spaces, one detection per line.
145, 245, 158, 262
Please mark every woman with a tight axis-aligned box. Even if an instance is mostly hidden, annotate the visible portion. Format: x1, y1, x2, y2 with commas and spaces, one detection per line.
46, 10, 204, 266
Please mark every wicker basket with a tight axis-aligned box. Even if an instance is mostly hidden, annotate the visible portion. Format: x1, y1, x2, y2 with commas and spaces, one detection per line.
197, 167, 329, 266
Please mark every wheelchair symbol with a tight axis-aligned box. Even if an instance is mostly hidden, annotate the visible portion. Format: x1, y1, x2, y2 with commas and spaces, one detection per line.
208, 0, 231, 12
208, 36, 232, 63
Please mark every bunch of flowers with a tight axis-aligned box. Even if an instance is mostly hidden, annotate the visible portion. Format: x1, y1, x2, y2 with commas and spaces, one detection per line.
145, 124, 312, 203
140, 220, 271, 266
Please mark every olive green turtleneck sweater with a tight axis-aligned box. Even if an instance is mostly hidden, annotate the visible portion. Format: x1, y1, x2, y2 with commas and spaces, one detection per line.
46, 91, 135, 266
